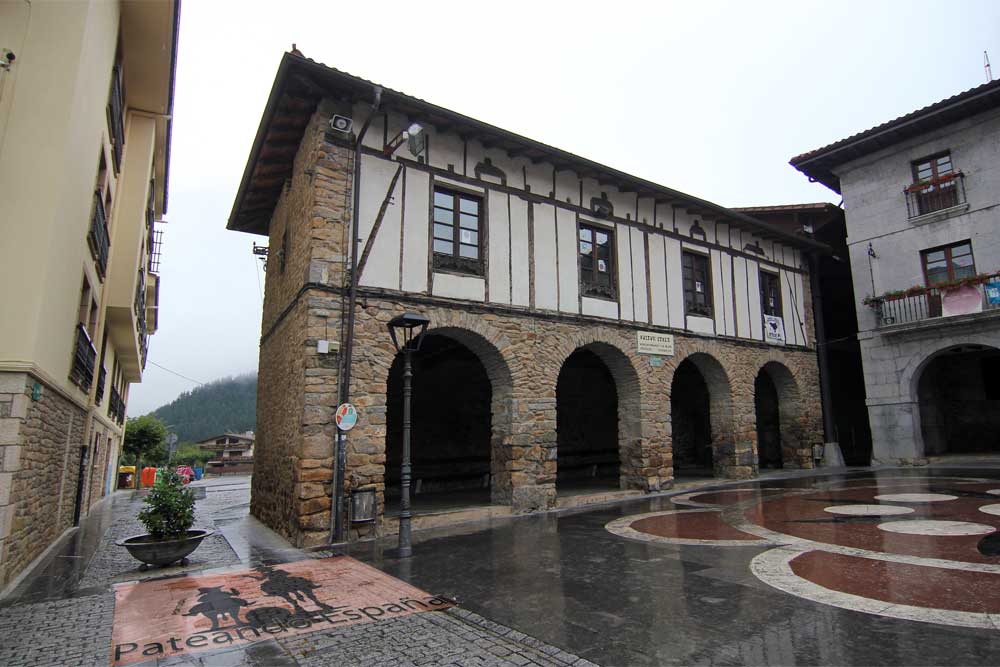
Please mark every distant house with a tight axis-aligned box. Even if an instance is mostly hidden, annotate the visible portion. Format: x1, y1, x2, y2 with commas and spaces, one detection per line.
197, 432, 254, 474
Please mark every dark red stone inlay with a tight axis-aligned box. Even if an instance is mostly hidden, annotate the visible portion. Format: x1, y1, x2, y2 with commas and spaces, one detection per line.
790, 550, 1000, 613
630, 511, 762, 541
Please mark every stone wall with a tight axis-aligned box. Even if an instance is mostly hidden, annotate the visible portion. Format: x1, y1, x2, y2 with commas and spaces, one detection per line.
0, 372, 87, 589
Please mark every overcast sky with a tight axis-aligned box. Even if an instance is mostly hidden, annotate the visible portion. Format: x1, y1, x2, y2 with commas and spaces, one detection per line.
128, 0, 1000, 415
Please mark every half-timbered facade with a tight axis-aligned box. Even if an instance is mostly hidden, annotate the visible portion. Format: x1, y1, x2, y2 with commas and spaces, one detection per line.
229, 52, 826, 547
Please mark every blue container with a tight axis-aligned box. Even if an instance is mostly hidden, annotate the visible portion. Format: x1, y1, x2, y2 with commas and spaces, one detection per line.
194, 467, 204, 480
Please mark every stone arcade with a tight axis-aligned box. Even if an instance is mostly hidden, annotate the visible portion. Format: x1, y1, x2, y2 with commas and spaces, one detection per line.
228, 52, 826, 547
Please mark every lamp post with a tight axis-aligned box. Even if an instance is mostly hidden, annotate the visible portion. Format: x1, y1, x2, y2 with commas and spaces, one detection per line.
386, 312, 429, 558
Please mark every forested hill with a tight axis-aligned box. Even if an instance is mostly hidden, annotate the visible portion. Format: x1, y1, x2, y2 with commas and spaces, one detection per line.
150, 373, 257, 443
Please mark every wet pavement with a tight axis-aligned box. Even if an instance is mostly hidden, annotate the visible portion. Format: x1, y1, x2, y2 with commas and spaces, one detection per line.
3, 468, 1000, 665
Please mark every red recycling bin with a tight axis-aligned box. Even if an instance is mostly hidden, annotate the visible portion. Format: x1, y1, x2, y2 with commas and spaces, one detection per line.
141, 467, 157, 488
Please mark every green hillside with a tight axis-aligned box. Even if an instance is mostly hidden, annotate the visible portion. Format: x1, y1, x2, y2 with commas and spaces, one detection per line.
150, 373, 257, 443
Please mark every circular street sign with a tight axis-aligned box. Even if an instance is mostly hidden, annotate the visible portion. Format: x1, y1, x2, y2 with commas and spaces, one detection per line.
335, 403, 358, 431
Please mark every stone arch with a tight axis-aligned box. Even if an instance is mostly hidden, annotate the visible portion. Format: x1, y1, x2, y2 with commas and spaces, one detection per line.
908, 342, 1000, 458
755, 361, 804, 468
551, 334, 644, 492
670, 351, 739, 478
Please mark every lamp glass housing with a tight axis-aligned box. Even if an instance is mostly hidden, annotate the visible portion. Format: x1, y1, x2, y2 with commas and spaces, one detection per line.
386, 312, 429, 352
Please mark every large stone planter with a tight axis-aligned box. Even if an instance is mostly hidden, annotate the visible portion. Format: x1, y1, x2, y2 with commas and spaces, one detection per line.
117, 529, 215, 569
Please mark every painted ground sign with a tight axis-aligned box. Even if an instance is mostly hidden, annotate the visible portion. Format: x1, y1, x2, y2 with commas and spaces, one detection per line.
111, 556, 452, 665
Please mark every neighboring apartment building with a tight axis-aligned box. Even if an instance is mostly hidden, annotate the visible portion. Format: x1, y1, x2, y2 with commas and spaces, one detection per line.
0, 1, 179, 589
228, 52, 827, 548
197, 432, 255, 475
792, 79, 1000, 465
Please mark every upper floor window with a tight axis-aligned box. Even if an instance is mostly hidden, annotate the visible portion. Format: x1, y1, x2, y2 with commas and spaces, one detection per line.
432, 187, 483, 275
578, 223, 616, 299
922, 240, 975, 286
760, 270, 782, 317
907, 152, 963, 216
682, 251, 712, 317
106, 63, 125, 173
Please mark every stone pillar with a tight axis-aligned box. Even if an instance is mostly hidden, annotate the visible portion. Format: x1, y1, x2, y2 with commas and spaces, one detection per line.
867, 399, 923, 465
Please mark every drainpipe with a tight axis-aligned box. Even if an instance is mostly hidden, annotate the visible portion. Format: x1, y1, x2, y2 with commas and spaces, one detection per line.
807, 252, 837, 451
331, 87, 382, 545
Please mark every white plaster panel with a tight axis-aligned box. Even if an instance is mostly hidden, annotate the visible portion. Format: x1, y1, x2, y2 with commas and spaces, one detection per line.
779, 269, 799, 346
353, 102, 383, 151
607, 189, 633, 221
733, 256, 750, 339
665, 237, 685, 325
719, 254, 736, 336
631, 228, 649, 323
687, 315, 715, 335
710, 249, 727, 336
747, 262, 763, 340
488, 191, 511, 305
701, 219, 717, 245
427, 127, 464, 174
795, 272, 809, 346
555, 171, 579, 207
401, 167, 430, 292
533, 203, 558, 311
525, 162, 552, 197
556, 208, 579, 313
581, 178, 601, 212
509, 196, 530, 307
617, 223, 634, 321
648, 235, 669, 326
358, 155, 401, 289
582, 296, 619, 319
638, 198, 655, 227
465, 138, 486, 178
432, 272, 485, 301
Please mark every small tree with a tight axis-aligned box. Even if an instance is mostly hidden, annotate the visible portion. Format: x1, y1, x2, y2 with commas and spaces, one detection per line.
137, 471, 195, 540
124, 415, 168, 488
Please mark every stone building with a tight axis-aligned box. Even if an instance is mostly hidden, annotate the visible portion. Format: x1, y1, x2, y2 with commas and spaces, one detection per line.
0, 1, 179, 589
792, 78, 1000, 464
228, 52, 827, 548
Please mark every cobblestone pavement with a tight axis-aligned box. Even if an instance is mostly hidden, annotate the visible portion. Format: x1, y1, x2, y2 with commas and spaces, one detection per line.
0, 475, 595, 667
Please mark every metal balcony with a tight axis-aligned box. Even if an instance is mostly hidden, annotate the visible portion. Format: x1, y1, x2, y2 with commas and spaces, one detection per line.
904, 172, 967, 219
69, 324, 97, 391
872, 274, 1000, 327
88, 193, 111, 280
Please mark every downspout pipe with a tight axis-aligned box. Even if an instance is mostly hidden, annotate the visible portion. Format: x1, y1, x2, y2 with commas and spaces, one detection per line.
332, 86, 382, 545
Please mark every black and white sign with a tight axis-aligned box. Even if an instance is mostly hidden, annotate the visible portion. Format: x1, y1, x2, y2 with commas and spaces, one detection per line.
763, 315, 785, 345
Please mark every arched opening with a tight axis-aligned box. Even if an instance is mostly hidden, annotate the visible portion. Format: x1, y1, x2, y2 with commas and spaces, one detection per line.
754, 372, 782, 469
670, 353, 734, 478
556, 348, 622, 494
754, 361, 804, 469
385, 332, 504, 513
918, 345, 1000, 457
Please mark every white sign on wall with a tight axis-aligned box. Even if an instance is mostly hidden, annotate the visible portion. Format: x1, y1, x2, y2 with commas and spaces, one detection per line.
637, 331, 675, 356
763, 315, 786, 345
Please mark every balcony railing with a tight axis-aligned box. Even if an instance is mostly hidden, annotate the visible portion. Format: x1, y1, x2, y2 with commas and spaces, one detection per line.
904, 172, 967, 219
109, 386, 125, 425
87, 193, 111, 279
870, 273, 1000, 327
135, 270, 146, 336
95, 366, 106, 405
107, 65, 125, 173
69, 324, 97, 391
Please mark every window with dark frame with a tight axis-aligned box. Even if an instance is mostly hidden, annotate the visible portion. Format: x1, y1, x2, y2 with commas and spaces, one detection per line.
432, 187, 483, 275
921, 240, 975, 286
578, 222, 615, 299
910, 152, 958, 215
760, 270, 782, 317
682, 251, 712, 317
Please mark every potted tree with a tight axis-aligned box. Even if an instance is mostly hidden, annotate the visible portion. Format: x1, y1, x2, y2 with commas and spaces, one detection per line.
117, 470, 214, 569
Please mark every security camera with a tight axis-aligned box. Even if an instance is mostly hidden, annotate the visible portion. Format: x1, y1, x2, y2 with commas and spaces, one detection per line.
329, 115, 353, 134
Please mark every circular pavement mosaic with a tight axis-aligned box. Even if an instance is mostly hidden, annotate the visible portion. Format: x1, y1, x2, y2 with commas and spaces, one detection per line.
605, 475, 1000, 629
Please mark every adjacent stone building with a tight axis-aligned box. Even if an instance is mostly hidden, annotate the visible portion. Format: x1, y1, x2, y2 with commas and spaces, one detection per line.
229, 52, 827, 547
0, 1, 179, 589
792, 78, 1000, 464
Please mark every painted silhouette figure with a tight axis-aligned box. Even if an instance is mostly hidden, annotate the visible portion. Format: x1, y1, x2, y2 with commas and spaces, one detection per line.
247, 565, 332, 615
183, 586, 253, 631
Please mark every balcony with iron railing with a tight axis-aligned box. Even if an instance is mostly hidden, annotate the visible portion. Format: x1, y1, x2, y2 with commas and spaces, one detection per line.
904, 172, 967, 220
867, 272, 1000, 329
107, 64, 125, 173
69, 324, 97, 392
87, 193, 111, 280
109, 386, 125, 425
95, 366, 107, 406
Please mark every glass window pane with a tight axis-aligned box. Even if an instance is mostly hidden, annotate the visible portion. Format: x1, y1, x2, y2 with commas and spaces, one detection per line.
459, 213, 478, 230
937, 155, 953, 173
579, 228, 592, 242
924, 250, 945, 263
434, 191, 453, 209
459, 229, 477, 245
953, 253, 975, 269
954, 263, 975, 280
580, 254, 593, 270
434, 207, 453, 224
459, 244, 478, 259
926, 266, 949, 285
459, 198, 478, 214
951, 243, 972, 257
433, 239, 453, 255
434, 223, 453, 240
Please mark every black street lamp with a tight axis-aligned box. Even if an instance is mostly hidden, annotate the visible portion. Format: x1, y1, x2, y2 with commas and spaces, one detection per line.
386, 312, 429, 558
